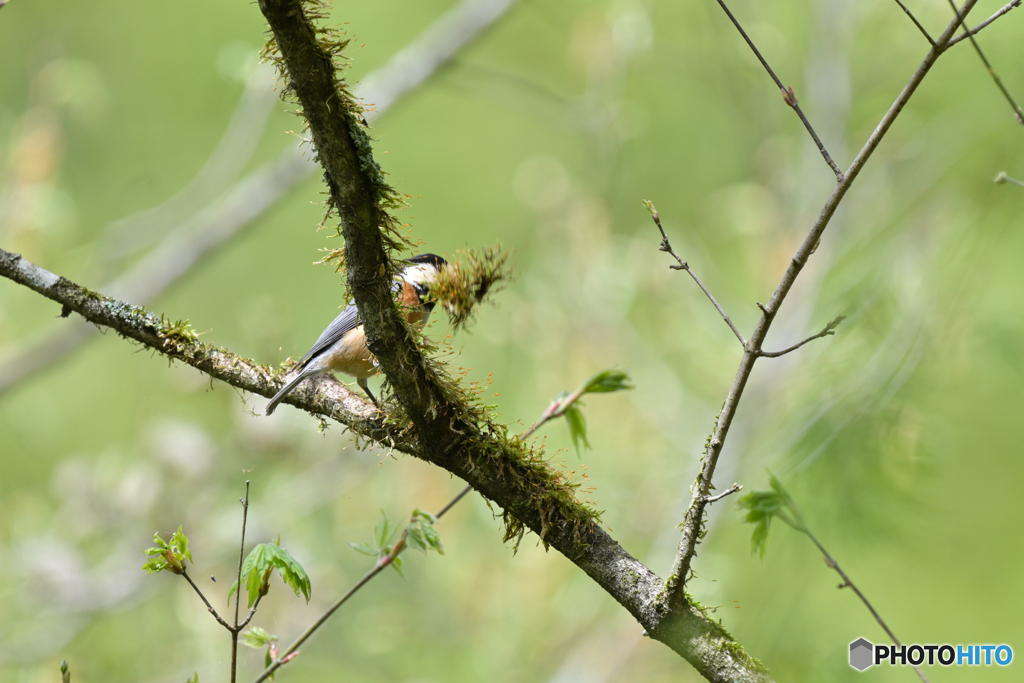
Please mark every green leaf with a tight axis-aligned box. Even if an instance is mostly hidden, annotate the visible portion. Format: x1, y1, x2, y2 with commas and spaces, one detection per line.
185, 673, 199, 683
737, 472, 807, 557
565, 405, 590, 454
170, 526, 194, 565
374, 512, 399, 549
141, 527, 192, 575
265, 543, 311, 603
390, 555, 404, 577
348, 542, 378, 556
231, 541, 312, 607
405, 526, 428, 553
59, 659, 70, 683
242, 627, 276, 649
404, 510, 444, 555
582, 369, 634, 394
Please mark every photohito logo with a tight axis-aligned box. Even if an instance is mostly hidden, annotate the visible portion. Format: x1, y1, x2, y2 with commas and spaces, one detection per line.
849, 638, 1013, 671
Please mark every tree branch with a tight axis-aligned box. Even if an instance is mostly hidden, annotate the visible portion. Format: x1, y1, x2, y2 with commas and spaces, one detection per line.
0, 246, 772, 681
891, 0, 936, 47
250, 375, 599, 683
644, 201, 746, 347
943, 0, 1024, 124
713, 0, 844, 181
230, 481, 251, 683
758, 315, 845, 358
249, 483, 472, 683
705, 484, 742, 504
802, 530, 929, 682
181, 572, 232, 630
664, 0, 981, 609
995, 171, 1024, 187
947, 0, 1021, 48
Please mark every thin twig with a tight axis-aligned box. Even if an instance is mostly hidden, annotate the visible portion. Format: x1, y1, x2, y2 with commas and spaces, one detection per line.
891, 0, 937, 47
713, 0, 844, 180
644, 201, 746, 347
947, 0, 1022, 47
759, 315, 846, 358
804, 531, 930, 683
231, 481, 251, 683
944, 0, 1024, 124
181, 571, 233, 630
249, 377, 588, 683
665, 0, 981, 607
995, 171, 1024, 187
237, 594, 264, 631
705, 484, 742, 504
249, 480, 471, 683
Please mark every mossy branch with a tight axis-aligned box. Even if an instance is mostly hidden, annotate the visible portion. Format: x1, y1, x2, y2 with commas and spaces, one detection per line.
251, 1, 776, 679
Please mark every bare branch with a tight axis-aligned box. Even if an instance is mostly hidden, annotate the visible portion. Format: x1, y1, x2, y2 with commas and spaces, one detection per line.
664, 0, 981, 608
995, 171, 1024, 187
249, 481, 476, 683
891, 0, 937, 47
181, 572, 232, 631
230, 481, 251, 683
713, 0, 844, 181
804, 531, 930, 683
705, 484, 742, 504
237, 595, 263, 631
944, 0, 1024, 124
644, 201, 746, 347
947, 0, 1022, 48
759, 315, 846, 358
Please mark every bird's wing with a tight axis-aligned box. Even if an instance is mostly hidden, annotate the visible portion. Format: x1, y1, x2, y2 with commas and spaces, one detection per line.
296, 280, 405, 368
296, 302, 361, 368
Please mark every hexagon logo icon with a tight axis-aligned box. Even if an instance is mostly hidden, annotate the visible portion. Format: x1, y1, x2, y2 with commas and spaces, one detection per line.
850, 638, 874, 671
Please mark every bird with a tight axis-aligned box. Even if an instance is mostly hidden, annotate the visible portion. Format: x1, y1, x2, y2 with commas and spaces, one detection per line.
265, 253, 448, 415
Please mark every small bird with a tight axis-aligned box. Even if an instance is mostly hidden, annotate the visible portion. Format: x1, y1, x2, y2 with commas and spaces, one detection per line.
265, 254, 447, 415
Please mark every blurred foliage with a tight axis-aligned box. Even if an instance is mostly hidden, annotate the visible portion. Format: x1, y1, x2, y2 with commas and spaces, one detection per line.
1, 0, 1023, 682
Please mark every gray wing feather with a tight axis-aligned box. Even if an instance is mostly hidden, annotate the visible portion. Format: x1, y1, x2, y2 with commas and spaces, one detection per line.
297, 302, 361, 368
295, 280, 404, 369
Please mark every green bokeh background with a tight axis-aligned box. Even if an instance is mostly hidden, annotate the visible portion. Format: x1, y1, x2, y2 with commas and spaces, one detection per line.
1, 0, 1022, 681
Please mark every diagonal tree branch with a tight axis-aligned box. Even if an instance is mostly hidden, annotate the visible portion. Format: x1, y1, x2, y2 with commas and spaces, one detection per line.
995, 171, 1024, 187
252, 4, 773, 679
891, 0, 936, 47
0, 251, 772, 681
645, 201, 746, 347
759, 315, 845, 358
713, 0, 844, 181
947, 0, 1021, 48
663, 0, 981, 608
943, 0, 1024, 123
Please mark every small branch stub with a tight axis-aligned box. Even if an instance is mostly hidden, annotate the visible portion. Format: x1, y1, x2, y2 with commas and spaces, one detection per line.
995, 172, 1024, 187
759, 315, 846, 358
706, 484, 742, 504
644, 200, 747, 347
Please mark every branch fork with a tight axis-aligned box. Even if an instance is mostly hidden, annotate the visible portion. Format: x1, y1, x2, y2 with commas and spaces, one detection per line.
663, 0, 983, 615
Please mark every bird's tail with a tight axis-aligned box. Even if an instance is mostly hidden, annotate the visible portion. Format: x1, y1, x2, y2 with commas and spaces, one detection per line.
265, 369, 313, 415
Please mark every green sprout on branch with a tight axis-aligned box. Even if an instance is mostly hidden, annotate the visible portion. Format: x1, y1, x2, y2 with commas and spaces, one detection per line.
228, 537, 311, 608
540, 369, 634, 454
350, 509, 444, 577
142, 526, 194, 575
